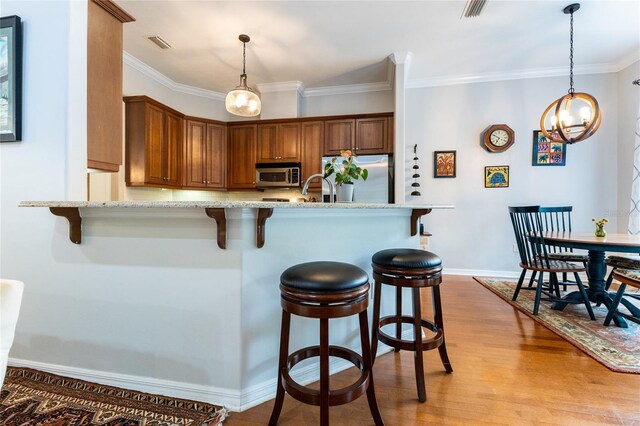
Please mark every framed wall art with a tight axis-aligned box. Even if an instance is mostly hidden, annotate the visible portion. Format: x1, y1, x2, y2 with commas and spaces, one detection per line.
532, 130, 566, 166
433, 150, 456, 178
0, 15, 23, 142
485, 165, 509, 188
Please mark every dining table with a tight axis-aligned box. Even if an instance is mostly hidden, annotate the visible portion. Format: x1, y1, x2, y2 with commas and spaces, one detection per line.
542, 231, 640, 328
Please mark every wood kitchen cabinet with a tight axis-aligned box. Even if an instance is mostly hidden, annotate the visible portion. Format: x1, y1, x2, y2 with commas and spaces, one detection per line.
124, 97, 183, 188
87, 0, 134, 172
227, 124, 257, 189
324, 116, 391, 156
184, 120, 226, 189
257, 123, 300, 163
300, 121, 324, 190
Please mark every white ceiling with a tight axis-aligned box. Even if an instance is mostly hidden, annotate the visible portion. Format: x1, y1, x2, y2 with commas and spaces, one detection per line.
116, 0, 640, 93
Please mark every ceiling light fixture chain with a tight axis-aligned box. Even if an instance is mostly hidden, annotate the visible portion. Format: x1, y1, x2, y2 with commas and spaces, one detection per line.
568, 8, 574, 95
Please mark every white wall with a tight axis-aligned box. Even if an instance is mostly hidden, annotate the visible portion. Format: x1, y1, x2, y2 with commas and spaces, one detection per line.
302, 90, 394, 116
406, 73, 619, 273
616, 60, 640, 232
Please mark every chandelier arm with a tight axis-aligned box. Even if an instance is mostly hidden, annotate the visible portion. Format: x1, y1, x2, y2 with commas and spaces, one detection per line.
553, 96, 572, 143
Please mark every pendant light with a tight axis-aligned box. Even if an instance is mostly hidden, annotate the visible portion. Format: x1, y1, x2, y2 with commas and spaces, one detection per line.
539, 3, 601, 144
225, 34, 261, 117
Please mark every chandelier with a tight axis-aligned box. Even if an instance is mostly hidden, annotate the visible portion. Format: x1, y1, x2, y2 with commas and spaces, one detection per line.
539, 3, 601, 144
225, 34, 261, 117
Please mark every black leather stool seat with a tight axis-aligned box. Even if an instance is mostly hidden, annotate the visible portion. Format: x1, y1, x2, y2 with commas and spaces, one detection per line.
280, 261, 369, 292
372, 248, 442, 269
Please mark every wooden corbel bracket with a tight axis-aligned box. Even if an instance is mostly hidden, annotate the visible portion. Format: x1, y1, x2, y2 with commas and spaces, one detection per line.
256, 208, 274, 248
50, 207, 82, 244
205, 208, 227, 249
411, 208, 432, 236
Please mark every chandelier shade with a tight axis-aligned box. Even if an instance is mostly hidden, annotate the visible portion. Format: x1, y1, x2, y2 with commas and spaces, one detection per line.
539, 3, 601, 144
225, 35, 261, 117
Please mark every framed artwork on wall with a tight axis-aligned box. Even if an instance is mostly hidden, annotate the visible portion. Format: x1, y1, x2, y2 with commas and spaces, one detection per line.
433, 150, 456, 178
485, 165, 509, 188
532, 130, 566, 166
0, 15, 23, 142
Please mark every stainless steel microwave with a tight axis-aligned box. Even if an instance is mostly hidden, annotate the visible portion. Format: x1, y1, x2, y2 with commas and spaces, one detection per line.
255, 163, 301, 188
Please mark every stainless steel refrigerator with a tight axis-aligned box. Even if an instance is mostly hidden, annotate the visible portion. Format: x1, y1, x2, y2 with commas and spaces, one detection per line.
321, 154, 393, 203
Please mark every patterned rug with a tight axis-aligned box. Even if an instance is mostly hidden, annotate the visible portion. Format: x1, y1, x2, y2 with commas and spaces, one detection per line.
0, 367, 227, 425
473, 277, 640, 374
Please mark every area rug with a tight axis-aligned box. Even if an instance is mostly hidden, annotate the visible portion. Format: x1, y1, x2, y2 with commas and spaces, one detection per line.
473, 277, 640, 374
0, 367, 227, 425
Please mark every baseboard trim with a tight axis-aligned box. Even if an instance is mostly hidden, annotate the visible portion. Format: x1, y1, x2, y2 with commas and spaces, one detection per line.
8, 330, 411, 412
443, 268, 521, 279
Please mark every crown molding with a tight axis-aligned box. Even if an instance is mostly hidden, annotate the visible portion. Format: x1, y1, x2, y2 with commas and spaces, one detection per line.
123, 51, 226, 101
256, 81, 305, 94
405, 62, 619, 89
616, 50, 640, 72
303, 81, 392, 97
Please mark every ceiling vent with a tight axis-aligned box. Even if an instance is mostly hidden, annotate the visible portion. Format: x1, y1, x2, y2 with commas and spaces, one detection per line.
147, 35, 172, 49
462, 0, 487, 18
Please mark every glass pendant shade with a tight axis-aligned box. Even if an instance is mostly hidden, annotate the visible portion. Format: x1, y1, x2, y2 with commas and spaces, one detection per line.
225, 74, 261, 117
540, 92, 601, 143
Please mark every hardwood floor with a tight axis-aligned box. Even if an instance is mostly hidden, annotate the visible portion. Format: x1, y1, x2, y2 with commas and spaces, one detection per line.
227, 275, 640, 425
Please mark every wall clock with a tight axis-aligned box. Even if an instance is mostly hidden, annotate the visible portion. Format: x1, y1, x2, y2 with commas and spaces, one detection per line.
483, 124, 515, 153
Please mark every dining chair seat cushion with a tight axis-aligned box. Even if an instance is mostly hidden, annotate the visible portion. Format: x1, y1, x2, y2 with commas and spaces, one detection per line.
612, 269, 640, 289
606, 256, 640, 270
280, 261, 369, 292
547, 252, 588, 262
372, 248, 441, 269
528, 259, 585, 272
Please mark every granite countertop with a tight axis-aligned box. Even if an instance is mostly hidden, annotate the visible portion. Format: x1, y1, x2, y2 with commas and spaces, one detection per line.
19, 201, 454, 210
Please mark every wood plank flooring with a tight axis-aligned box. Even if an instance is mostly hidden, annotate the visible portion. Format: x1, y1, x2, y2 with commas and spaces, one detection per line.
226, 275, 640, 425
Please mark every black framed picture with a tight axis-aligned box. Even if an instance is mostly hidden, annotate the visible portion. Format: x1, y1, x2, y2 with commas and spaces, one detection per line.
433, 150, 456, 178
1, 15, 23, 142
532, 130, 566, 166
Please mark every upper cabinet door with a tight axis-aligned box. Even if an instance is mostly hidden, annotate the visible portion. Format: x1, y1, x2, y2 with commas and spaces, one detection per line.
257, 124, 278, 163
300, 121, 324, 190
324, 119, 355, 156
185, 120, 207, 188
278, 123, 301, 161
228, 125, 257, 188
164, 112, 183, 187
355, 117, 389, 155
206, 124, 226, 188
145, 104, 166, 185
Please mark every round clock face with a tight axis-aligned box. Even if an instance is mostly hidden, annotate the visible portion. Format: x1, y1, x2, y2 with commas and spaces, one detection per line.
490, 129, 509, 147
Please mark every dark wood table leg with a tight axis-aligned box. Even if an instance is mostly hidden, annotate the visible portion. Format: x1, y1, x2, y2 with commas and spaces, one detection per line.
552, 250, 628, 327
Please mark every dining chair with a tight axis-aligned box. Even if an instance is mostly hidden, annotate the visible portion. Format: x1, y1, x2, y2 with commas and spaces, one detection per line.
508, 206, 595, 319
538, 206, 589, 291
604, 269, 640, 326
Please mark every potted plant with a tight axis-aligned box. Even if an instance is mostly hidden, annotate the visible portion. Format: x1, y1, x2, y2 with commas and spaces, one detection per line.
323, 150, 368, 202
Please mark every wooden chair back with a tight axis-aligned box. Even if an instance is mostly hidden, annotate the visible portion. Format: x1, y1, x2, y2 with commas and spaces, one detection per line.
509, 206, 549, 269
539, 206, 574, 254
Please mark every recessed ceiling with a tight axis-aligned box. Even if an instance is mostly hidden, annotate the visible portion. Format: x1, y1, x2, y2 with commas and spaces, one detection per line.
115, 0, 640, 93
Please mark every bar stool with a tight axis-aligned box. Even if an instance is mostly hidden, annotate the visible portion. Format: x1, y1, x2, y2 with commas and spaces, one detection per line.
269, 261, 384, 426
371, 248, 452, 403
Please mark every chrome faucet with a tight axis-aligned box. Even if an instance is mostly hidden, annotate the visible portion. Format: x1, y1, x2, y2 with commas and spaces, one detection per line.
302, 173, 334, 203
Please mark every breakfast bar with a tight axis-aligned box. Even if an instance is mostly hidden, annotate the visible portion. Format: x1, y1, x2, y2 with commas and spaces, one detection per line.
18, 200, 452, 411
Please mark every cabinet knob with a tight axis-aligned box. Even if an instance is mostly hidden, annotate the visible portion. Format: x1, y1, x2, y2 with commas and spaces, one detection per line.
355, 147, 359, 151
202, 180, 206, 184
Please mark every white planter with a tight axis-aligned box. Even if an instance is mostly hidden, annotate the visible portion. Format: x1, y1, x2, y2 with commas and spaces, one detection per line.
336, 184, 354, 202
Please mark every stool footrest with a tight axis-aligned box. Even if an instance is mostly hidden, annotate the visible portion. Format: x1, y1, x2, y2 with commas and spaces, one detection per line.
281, 345, 370, 407
377, 315, 444, 352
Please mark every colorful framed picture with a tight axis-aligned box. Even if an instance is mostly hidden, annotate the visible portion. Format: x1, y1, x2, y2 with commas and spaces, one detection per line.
532, 130, 566, 166
433, 150, 456, 178
485, 165, 509, 188
0, 15, 22, 142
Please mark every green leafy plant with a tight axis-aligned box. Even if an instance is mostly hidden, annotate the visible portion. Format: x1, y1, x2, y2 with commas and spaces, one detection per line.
323, 150, 368, 185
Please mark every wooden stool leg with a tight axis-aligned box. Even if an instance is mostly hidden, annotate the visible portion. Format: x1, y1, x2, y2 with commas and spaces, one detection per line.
269, 310, 291, 426
320, 318, 330, 426
412, 287, 427, 402
432, 285, 453, 373
371, 281, 382, 365
395, 286, 402, 352
358, 311, 384, 426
